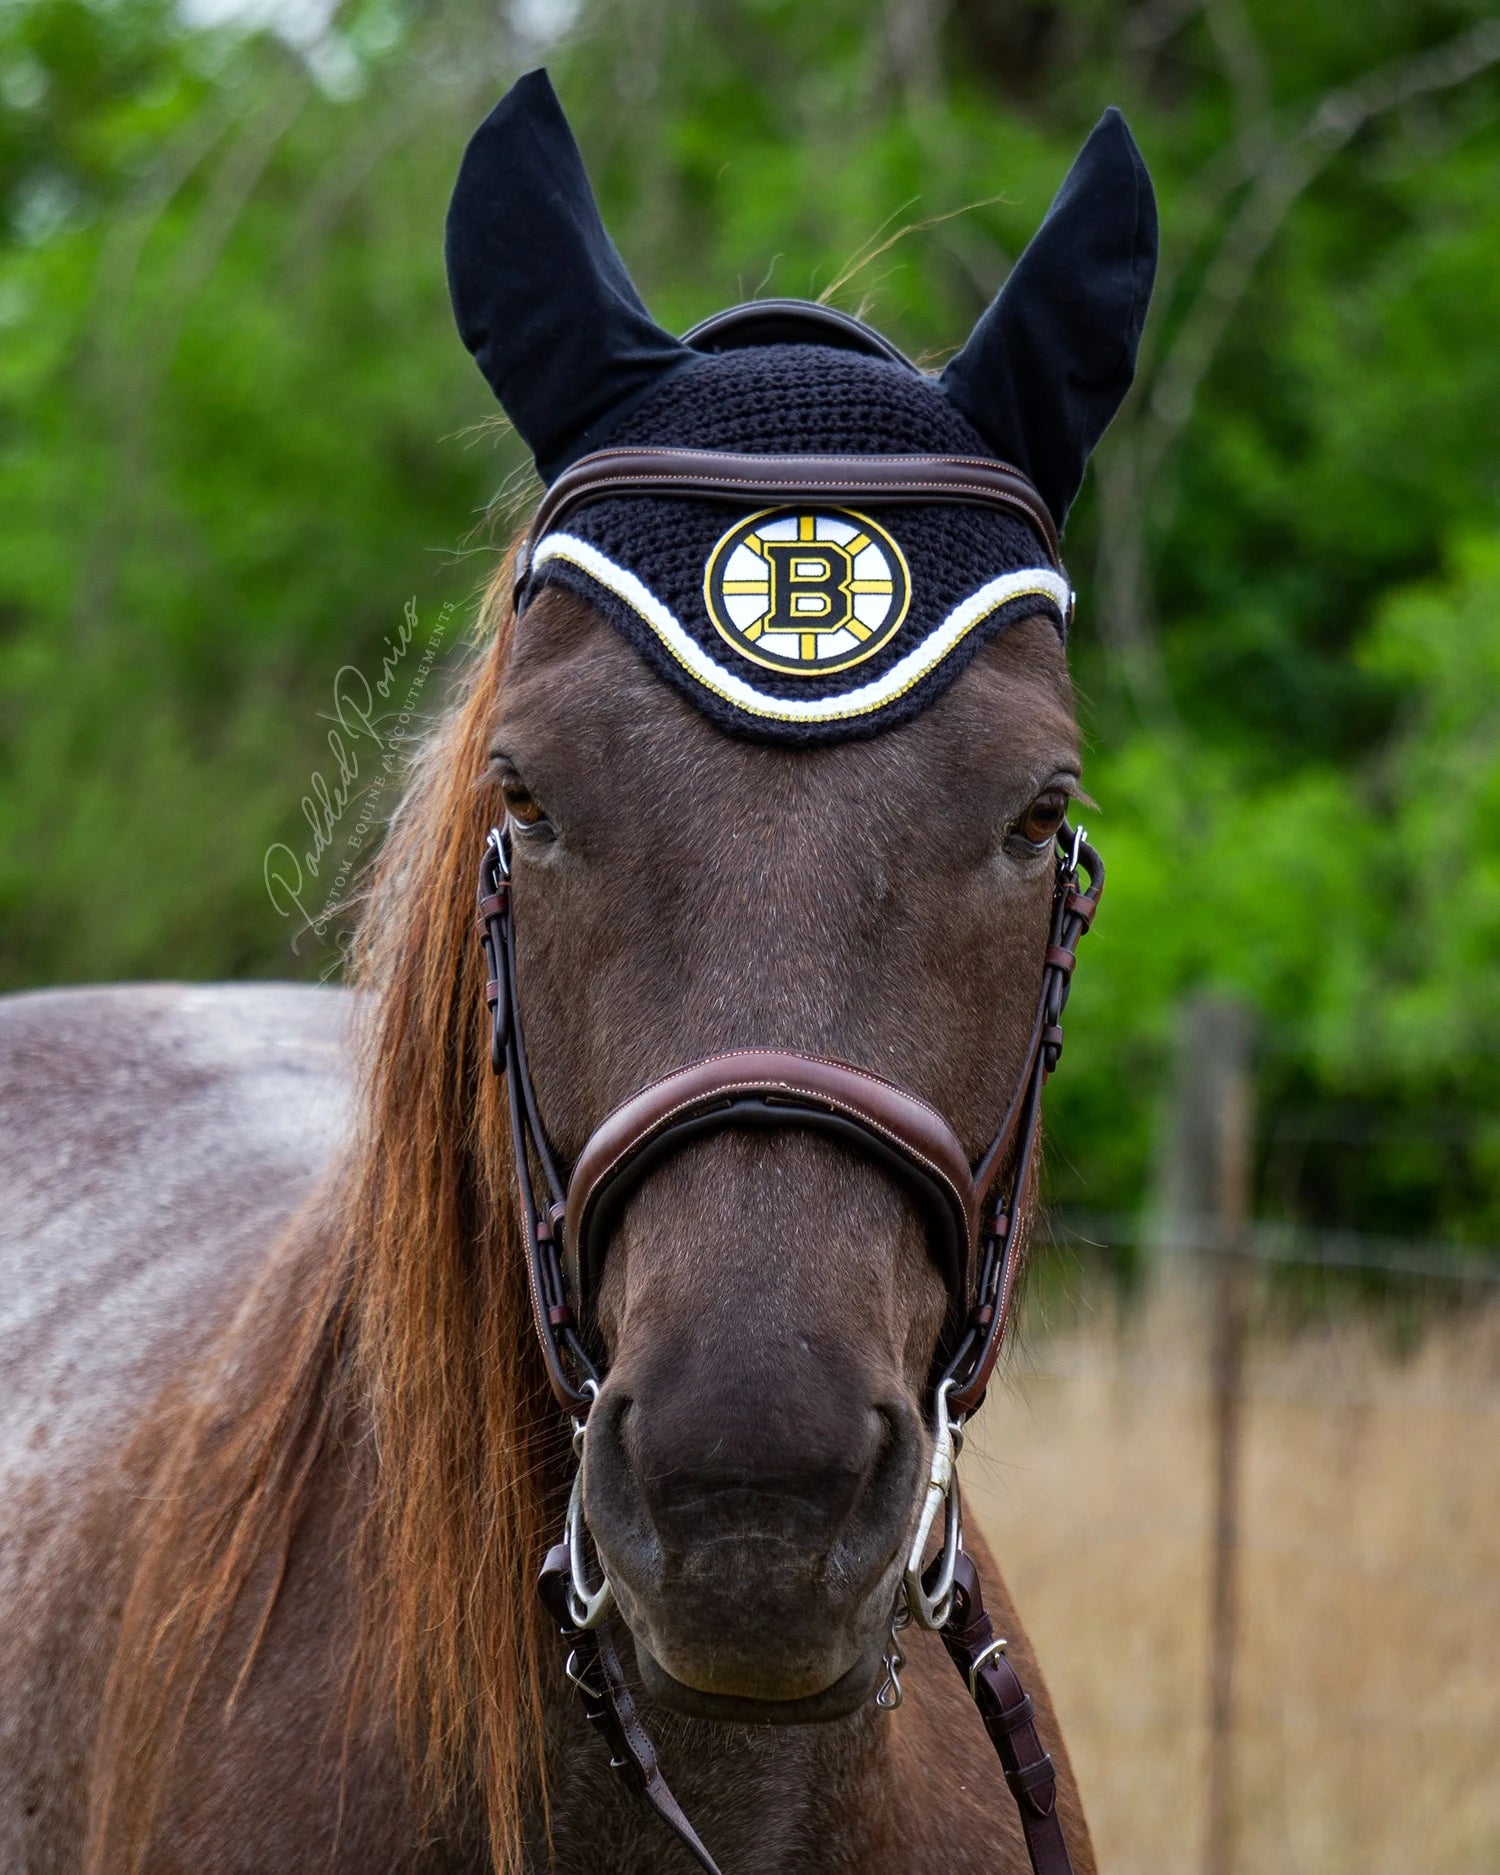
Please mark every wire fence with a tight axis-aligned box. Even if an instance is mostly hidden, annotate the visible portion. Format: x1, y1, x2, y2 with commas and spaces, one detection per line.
1051, 1208, 1500, 1288
974, 1146, 1500, 1875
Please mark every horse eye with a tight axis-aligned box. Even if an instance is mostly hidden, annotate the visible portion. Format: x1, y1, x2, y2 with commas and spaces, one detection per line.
1015, 789, 1068, 848
500, 777, 548, 830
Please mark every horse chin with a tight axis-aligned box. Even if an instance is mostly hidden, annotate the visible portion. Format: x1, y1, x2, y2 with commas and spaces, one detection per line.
631, 1631, 886, 1726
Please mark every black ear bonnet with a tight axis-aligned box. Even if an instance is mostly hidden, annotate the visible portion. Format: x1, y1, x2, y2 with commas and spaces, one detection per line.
446, 70, 1157, 745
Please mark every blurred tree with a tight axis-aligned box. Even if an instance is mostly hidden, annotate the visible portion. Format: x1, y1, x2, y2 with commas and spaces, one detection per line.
1, 0, 1497, 1245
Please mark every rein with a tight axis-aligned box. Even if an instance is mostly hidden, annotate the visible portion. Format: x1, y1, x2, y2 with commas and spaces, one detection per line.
474, 446, 1102, 1875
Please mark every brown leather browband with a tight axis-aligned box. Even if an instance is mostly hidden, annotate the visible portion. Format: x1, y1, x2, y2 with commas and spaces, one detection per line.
515, 446, 1065, 599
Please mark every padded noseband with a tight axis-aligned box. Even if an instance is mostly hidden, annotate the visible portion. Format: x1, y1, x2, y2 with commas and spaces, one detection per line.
565, 1049, 978, 1320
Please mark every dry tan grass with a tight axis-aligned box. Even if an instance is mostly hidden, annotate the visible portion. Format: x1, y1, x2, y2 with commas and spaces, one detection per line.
965, 1271, 1500, 1875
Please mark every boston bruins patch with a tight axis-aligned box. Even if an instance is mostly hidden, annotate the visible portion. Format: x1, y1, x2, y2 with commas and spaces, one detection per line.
703, 509, 911, 676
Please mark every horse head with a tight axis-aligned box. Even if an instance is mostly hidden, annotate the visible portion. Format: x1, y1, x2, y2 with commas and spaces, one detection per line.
447, 70, 1155, 1727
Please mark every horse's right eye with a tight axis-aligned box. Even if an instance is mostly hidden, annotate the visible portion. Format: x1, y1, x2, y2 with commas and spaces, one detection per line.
500, 778, 547, 829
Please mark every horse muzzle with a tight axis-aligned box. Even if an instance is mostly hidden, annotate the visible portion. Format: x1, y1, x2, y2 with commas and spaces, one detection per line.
581, 1365, 925, 1714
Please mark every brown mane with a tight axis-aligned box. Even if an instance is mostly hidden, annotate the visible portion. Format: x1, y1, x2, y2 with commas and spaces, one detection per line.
85, 547, 559, 1875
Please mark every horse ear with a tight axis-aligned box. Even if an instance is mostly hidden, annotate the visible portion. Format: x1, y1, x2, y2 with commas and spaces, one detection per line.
445, 69, 691, 484
940, 108, 1157, 529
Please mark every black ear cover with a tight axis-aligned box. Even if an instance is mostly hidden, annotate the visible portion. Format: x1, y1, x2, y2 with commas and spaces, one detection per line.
445, 69, 691, 483
941, 109, 1157, 529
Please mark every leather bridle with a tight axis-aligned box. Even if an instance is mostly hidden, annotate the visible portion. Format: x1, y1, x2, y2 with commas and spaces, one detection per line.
475, 443, 1102, 1875
514, 445, 1065, 601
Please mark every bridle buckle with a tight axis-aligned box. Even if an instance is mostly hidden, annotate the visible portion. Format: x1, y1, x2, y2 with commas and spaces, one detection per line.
967, 1634, 1009, 1697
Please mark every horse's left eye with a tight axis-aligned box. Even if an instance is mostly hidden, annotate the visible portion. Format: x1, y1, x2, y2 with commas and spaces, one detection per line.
1014, 789, 1068, 848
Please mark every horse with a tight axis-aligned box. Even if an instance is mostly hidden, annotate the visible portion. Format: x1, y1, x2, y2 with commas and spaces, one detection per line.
0, 70, 1156, 1874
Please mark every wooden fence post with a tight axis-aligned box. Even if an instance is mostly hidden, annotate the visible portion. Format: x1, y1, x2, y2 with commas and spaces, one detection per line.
1157, 995, 1258, 1875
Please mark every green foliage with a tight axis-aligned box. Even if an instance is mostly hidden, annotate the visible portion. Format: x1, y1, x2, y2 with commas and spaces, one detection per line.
2, 0, 1498, 1248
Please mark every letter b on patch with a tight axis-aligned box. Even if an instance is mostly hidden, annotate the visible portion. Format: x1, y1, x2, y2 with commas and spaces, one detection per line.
703, 509, 910, 676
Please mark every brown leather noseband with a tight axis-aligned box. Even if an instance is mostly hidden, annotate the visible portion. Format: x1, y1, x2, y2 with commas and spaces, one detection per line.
566, 1049, 978, 1327
475, 442, 1101, 1875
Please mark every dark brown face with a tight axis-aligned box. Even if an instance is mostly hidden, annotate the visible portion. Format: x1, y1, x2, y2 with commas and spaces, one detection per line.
490, 588, 1079, 1722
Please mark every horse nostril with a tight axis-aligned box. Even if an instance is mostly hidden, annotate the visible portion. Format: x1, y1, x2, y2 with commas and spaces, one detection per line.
583, 1388, 662, 1585
865, 1397, 925, 1527
584, 1385, 632, 1482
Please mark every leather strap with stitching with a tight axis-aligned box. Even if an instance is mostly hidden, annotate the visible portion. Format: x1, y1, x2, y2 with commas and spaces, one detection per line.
936, 1552, 1076, 1875
564, 1048, 978, 1315
516, 447, 1065, 597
